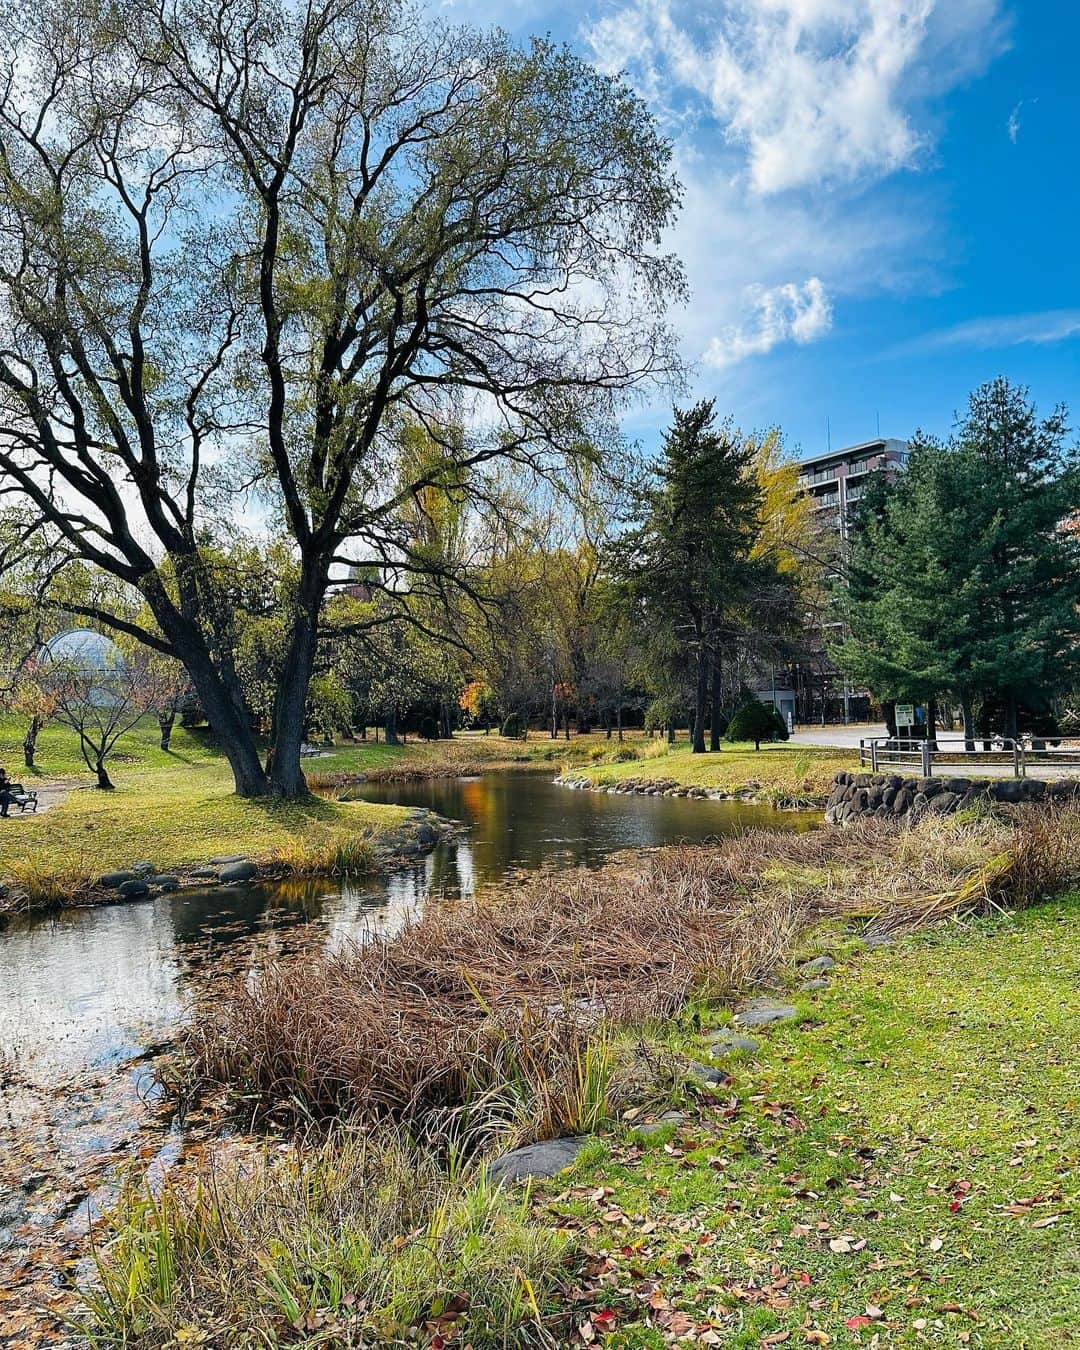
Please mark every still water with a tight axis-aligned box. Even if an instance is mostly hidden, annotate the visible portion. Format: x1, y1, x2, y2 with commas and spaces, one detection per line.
0, 773, 810, 1084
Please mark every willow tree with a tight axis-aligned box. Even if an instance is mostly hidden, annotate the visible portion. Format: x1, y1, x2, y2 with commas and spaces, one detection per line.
0, 0, 683, 796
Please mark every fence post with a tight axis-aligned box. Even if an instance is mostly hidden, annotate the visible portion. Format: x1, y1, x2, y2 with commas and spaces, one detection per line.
1014, 741, 1022, 779
921, 740, 931, 777
871, 740, 878, 773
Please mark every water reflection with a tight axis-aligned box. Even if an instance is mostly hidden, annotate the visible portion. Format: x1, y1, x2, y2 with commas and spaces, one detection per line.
0, 772, 812, 1082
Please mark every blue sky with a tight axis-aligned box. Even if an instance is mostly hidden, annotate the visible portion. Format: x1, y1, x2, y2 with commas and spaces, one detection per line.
447, 0, 1080, 461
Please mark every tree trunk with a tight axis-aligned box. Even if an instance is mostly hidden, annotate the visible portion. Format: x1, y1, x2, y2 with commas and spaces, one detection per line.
692, 652, 708, 754
709, 655, 723, 753
144, 579, 271, 798
883, 699, 897, 740
23, 715, 42, 769
266, 578, 324, 797
159, 709, 176, 752
95, 757, 114, 790
179, 650, 268, 796
667, 723, 675, 745
385, 710, 400, 746
961, 695, 976, 753
616, 703, 623, 742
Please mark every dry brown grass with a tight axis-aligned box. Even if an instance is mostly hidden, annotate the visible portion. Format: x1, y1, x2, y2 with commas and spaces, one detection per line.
178, 806, 1080, 1140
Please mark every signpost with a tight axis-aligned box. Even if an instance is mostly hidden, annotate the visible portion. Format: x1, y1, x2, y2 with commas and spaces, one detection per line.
895, 703, 915, 735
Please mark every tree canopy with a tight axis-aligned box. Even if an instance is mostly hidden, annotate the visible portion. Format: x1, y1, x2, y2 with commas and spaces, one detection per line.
0, 0, 684, 796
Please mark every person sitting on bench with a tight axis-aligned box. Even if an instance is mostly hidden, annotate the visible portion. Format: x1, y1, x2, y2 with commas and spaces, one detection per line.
0, 766, 14, 818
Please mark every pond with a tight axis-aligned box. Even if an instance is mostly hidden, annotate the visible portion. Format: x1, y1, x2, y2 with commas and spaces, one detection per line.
0, 772, 813, 1302
1, 772, 812, 1083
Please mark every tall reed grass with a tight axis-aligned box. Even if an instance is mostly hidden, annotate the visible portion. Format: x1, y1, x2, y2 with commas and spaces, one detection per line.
177, 807, 1080, 1138
80, 1128, 569, 1348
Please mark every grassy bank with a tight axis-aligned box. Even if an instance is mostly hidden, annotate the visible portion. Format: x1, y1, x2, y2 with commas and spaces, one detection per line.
565, 739, 856, 805
554, 891, 1080, 1347
80, 808, 1080, 1346
0, 717, 414, 909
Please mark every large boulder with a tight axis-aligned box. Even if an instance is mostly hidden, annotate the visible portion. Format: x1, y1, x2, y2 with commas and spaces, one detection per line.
219, 860, 258, 883
488, 1136, 589, 1182
99, 871, 136, 889
117, 878, 150, 899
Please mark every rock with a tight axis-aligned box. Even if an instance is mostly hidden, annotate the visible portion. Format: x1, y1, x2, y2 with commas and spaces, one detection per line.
117, 878, 150, 898
893, 788, 914, 815
131, 861, 157, 876
799, 977, 830, 991
992, 779, 1025, 804
799, 955, 835, 976
488, 1136, 589, 1182
219, 860, 258, 883
209, 854, 248, 864
1025, 779, 1047, 801
911, 792, 930, 815
155, 875, 180, 891
687, 1062, 730, 1086
190, 867, 219, 879
928, 791, 959, 814
707, 1030, 760, 1056
633, 1111, 686, 1137
943, 777, 971, 796
734, 999, 798, 1028
917, 778, 943, 798
99, 870, 136, 889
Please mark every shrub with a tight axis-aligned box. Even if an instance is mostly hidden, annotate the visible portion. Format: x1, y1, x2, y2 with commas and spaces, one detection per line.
725, 699, 789, 750
500, 713, 525, 739
608, 743, 639, 763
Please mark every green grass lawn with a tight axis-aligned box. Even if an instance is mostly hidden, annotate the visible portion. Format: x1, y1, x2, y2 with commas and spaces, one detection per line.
572, 738, 856, 803
547, 895, 1080, 1347
0, 716, 418, 899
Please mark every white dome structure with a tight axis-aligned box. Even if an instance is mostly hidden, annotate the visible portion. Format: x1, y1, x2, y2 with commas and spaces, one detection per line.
41, 628, 125, 674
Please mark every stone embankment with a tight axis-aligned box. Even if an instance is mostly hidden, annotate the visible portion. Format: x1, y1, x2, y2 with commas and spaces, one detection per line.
555, 774, 806, 806
826, 770, 1080, 825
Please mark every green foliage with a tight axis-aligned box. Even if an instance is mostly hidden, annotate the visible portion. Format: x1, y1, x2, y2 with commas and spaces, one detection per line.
611, 402, 796, 752
836, 378, 1080, 738
725, 698, 788, 749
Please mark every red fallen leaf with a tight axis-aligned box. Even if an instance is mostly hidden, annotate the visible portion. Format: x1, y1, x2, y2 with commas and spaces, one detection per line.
593, 1309, 617, 1329
949, 1200, 962, 1213
430, 1338, 447, 1350
845, 1316, 871, 1330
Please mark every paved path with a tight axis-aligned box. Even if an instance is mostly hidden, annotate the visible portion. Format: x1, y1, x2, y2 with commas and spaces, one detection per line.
3, 780, 71, 818
789, 724, 886, 749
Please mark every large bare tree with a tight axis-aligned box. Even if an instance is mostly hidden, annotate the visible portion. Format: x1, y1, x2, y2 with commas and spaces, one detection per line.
0, 0, 683, 796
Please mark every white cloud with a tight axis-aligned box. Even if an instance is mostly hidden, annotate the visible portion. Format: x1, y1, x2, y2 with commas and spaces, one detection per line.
1007, 101, 1022, 143
906, 309, 1080, 352
703, 277, 833, 368
586, 0, 1009, 195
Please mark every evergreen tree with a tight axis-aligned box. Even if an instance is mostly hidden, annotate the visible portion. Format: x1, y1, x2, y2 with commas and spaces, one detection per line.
611, 402, 787, 752
836, 380, 1080, 741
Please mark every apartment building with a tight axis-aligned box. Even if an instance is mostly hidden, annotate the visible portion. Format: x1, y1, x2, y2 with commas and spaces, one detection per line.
788, 437, 909, 724
797, 437, 909, 544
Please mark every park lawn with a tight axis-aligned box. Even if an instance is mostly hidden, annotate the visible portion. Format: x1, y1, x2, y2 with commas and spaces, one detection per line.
0, 755, 411, 895
0, 716, 417, 898
546, 894, 1080, 1348
575, 738, 857, 803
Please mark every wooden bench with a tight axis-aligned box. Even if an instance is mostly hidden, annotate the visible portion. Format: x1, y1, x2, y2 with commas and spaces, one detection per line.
4, 783, 39, 813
